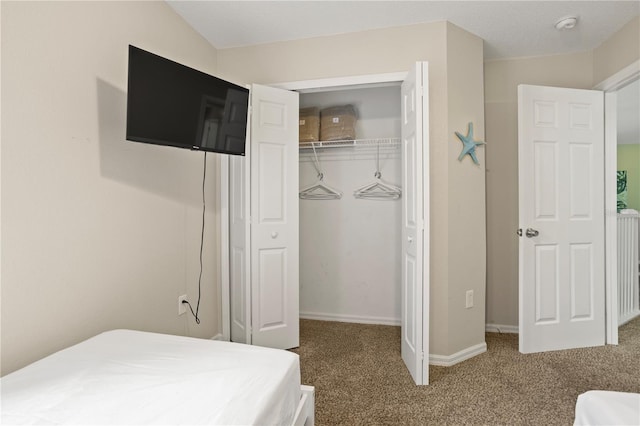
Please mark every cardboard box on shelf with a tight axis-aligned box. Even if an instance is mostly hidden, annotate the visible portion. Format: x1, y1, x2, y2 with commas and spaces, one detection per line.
299, 107, 320, 143
320, 105, 357, 141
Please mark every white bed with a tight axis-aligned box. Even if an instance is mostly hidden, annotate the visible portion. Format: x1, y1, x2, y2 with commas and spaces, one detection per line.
1, 330, 314, 425
574, 390, 640, 426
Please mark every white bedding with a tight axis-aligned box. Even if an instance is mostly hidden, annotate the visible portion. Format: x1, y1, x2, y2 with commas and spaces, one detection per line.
574, 390, 640, 426
1, 330, 301, 425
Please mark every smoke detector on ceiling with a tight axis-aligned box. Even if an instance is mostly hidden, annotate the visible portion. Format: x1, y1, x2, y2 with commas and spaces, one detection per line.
555, 16, 578, 30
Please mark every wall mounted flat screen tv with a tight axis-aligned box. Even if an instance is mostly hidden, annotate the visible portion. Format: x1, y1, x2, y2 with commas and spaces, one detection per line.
126, 45, 249, 156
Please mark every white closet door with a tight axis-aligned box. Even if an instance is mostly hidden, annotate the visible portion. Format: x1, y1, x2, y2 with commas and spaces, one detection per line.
250, 84, 300, 349
229, 153, 251, 344
518, 84, 605, 353
401, 62, 429, 385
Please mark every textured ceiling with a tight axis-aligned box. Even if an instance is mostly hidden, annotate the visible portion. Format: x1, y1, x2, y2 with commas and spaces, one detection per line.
167, 1, 639, 59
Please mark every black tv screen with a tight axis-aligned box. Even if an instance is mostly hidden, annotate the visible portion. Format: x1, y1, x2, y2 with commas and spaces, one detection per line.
126, 45, 249, 156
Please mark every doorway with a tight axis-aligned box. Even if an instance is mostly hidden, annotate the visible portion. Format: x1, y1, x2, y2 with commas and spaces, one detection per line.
595, 60, 640, 344
516, 61, 640, 352
614, 79, 640, 326
221, 66, 431, 384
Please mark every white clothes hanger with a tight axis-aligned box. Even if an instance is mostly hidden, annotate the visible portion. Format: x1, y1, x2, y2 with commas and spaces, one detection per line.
299, 144, 342, 200
299, 172, 343, 200
353, 143, 401, 200
353, 172, 402, 200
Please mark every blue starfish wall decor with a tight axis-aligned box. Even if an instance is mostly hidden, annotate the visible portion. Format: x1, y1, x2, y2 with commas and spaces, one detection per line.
455, 122, 485, 165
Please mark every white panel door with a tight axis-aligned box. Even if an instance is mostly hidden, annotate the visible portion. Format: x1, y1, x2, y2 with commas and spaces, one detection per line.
518, 84, 604, 353
401, 62, 429, 385
250, 84, 299, 349
229, 153, 251, 344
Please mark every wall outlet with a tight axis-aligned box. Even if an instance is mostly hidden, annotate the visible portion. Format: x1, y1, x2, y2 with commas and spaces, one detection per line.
178, 294, 187, 315
465, 290, 474, 309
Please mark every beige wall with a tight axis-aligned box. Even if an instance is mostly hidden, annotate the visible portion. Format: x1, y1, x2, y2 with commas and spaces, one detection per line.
593, 16, 640, 85
484, 52, 594, 327
219, 21, 486, 357
445, 24, 486, 353
1, 1, 220, 375
217, 21, 447, 85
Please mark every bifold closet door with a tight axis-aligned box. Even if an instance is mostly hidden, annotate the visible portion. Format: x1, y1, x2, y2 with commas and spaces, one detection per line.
249, 84, 300, 349
229, 153, 251, 344
401, 62, 430, 385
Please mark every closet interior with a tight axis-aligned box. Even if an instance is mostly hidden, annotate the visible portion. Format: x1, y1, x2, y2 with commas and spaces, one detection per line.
297, 84, 403, 325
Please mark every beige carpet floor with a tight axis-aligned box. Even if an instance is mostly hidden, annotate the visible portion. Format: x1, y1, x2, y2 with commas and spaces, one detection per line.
291, 317, 640, 425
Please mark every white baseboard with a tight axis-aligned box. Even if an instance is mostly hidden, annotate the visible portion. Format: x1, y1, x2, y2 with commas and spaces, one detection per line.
211, 333, 224, 341
429, 342, 487, 366
485, 323, 519, 334
619, 310, 640, 327
300, 311, 400, 326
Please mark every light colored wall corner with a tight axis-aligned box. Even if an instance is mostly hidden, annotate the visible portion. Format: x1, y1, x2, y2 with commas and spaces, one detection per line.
593, 16, 640, 86
1, 1, 219, 376
443, 22, 486, 356
483, 51, 593, 328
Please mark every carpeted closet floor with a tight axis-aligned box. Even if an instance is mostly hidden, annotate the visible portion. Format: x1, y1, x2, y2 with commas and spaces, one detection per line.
291, 317, 640, 425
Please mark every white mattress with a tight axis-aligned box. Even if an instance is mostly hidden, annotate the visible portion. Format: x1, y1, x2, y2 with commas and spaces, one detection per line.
1, 330, 301, 425
574, 390, 640, 426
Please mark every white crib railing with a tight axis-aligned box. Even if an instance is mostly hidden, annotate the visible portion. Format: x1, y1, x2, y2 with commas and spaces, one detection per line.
617, 211, 640, 326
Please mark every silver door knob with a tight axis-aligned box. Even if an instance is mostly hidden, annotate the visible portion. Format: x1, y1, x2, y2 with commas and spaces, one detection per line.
408, 236, 413, 243
271, 232, 278, 239
525, 228, 539, 238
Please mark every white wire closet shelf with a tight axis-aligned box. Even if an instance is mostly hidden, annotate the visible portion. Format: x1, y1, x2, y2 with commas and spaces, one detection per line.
299, 137, 400, 150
